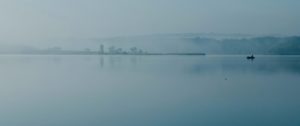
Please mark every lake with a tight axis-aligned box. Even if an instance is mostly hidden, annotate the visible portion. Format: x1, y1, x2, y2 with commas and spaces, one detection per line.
0, 55, 299, 126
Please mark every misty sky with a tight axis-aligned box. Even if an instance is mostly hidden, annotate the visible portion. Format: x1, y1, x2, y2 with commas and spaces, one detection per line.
0, 0, 299, 44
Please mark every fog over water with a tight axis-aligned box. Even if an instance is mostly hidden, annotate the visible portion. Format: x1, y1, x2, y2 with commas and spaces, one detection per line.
0, 0, 299, 49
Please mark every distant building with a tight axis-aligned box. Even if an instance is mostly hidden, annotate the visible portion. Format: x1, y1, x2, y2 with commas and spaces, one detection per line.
99, 44, 104, 54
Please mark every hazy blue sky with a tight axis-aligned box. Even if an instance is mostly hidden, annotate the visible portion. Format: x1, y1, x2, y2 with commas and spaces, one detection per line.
0, 0, 299, 44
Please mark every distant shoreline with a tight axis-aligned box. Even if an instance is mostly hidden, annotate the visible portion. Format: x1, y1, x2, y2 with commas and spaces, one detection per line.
0, 52, 206, 56
2, 53, 300, 56
0, 53, 300, 56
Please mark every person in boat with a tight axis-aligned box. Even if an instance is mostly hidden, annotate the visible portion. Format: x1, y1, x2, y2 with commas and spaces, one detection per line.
247, 54, 255, 59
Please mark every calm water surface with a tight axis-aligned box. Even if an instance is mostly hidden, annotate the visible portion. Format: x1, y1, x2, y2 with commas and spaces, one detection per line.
0, 55, 299, 126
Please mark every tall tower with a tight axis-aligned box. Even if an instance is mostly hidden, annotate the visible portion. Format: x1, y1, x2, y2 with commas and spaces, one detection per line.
99, 44, 104, 54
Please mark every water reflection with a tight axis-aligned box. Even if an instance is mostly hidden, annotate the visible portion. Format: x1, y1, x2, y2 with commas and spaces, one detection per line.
98, 56, 142, 69
0, 55, 299, 126
99, 56, 104, 68
95, 55, 300, 75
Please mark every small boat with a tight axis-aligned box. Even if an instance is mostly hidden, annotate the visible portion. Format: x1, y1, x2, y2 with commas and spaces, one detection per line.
247, 54, 255, 60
